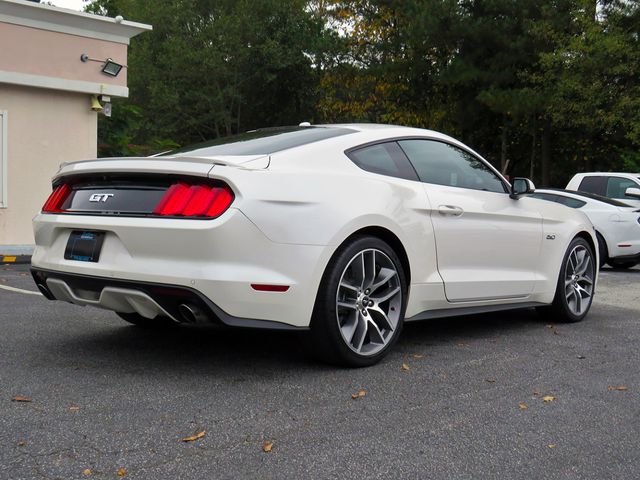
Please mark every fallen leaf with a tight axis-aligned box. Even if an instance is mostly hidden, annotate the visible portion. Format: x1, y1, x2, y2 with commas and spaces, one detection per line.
401, 363, 410, 371
548, 444, 557, 449
553, 330, 560, 336
351, 389, 367, 400
412, 354, 424, 359
18, 440, 25, 447
69, 406, 80, 412
456, 342, 469, 347
607, 385, 628, 391
532, 389, 540, 396
117, 468, 126, 477
11, 396, 32, 403
182, 430, 206, 442
518, 402, 528, 410
542, 395, 556, 402
262, 440, 273, 453
485, 379, 496, 383
546, 324, 555, 329
83, 469, 92, 476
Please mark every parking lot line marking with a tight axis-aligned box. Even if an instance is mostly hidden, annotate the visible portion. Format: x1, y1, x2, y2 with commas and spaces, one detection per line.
0, 285, 42, 296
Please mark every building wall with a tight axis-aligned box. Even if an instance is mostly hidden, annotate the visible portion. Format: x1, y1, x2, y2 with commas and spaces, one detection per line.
0, 84, 96, 245
0, 21, 128, 88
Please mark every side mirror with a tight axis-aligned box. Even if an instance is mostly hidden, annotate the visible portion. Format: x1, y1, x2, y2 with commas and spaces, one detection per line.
625, 187, 640, 199
510, 177, 535, 199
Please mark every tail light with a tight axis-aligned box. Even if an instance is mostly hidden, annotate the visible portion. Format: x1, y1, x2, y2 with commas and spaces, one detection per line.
153, 182, 234, 218
42, 184, 71, 213
41, 179, 234, 219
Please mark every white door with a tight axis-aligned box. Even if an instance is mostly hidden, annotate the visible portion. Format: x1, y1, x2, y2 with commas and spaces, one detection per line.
398, 139, 542, 302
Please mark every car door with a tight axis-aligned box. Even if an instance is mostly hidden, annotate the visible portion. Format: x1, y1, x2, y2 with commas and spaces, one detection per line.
398, 139, 543, 302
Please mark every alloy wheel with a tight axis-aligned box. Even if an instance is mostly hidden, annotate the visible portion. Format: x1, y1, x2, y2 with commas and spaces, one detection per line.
564, 244, 594, 316
335, 248, 403, 356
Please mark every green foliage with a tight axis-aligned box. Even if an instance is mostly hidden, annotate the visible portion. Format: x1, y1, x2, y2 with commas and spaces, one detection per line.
90, 0, 640, 187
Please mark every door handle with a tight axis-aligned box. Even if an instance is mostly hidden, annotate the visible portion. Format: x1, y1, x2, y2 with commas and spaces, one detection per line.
438, 205, 464, 217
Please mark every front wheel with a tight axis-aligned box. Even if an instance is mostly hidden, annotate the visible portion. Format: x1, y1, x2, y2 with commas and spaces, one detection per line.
538, 237, 595, 323
310, 236, 407, 367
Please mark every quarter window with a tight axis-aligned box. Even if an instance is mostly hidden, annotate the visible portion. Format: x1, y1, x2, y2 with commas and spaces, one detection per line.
347, 142, 418, 181
398, 139, 507, 193
606, 177, 639, 200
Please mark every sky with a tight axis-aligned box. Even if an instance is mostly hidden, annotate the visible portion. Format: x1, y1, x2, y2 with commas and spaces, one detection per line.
47, 0, 90, 12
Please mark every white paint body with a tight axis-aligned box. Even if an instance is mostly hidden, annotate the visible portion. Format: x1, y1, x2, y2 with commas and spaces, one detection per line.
32, 125, 597, 328
534, 189, 640, 261
567, 172, 640, 208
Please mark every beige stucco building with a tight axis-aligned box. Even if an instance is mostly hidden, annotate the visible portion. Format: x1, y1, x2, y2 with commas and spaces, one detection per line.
0, 0, 150, 253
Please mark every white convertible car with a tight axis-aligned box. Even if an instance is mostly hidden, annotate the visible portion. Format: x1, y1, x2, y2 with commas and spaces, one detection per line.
31, 124, 598, 366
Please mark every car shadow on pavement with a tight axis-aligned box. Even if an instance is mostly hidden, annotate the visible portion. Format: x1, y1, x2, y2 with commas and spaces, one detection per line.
40, 307, 547, 372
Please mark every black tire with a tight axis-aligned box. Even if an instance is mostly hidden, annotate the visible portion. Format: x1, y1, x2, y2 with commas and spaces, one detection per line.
537, 236, 595, 323
595, 232, 607, 268
607, 260, 638, 269
116, 312, 178, 328
310, 236, 407, 367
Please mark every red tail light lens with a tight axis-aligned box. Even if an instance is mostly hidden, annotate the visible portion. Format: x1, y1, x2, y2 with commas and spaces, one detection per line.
42, 184, 71, 213
153, 183, 234, 218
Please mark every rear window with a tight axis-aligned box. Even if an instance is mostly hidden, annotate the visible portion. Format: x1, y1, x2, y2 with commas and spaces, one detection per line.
167, 126, 356, 157
563, 189, 632, 207
531, 192, 586, 209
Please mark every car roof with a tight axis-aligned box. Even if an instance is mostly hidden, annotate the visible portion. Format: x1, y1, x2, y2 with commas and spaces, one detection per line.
573, 172, 640, 177
165, 124, 462, 158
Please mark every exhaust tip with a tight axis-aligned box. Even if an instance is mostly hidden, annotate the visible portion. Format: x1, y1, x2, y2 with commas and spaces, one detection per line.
178, 303, 205, 324
36, 283, 55, 300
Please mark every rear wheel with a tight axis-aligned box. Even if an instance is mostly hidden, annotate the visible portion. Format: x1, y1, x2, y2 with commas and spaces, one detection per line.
116, 312, 178, 328
538, 237, 595, 323
310, 236, 407, 367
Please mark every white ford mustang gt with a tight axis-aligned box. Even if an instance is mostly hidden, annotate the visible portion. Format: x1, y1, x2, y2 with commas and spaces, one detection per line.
31, 124, 598, 366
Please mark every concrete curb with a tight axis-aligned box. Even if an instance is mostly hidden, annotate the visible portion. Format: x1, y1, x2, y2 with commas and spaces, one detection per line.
1, 255, 31, 265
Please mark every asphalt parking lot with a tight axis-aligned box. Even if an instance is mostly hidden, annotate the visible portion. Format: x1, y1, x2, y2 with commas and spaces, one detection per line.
1, 263, 639, 479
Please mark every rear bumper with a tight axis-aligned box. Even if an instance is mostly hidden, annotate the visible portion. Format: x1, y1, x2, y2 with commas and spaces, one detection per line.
31, 209, 331, 327
31, 268, 304, 330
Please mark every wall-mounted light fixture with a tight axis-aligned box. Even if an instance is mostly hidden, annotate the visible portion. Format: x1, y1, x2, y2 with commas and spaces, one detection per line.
80, 54, 125, 77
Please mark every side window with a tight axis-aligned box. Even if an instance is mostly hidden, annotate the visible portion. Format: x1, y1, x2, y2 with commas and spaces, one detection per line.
347, 142, 418, 181
398, 139, 507, 193
555, 196, 586, 209
606, 177, 639, 200
578, 176, 606, 196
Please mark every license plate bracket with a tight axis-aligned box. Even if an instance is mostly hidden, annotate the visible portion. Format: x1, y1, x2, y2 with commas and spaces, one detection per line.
64, 231, 105, 263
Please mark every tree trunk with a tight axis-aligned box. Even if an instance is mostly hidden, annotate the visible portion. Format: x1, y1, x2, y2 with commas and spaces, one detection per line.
530, 121, 536, 182
501, 123, 508, 174
541, 119, 551, 186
